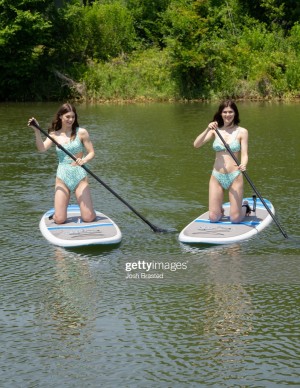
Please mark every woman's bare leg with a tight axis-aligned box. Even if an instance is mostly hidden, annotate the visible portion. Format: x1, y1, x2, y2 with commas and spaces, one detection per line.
209, 175, 224, 222
53, 179, 70, 224
228, 174, 247, 223
75, 178, 96, 222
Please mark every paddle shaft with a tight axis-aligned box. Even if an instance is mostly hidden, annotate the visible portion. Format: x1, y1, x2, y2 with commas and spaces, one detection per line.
29, 120, 168, 233
214, 127, 288, 239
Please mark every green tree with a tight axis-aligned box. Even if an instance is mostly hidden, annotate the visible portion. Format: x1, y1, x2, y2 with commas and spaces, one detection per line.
0, 0, 58, 100
162, 0, 223, 98
239, 0, 300, 30
1, 0, 300, 101
50, 1, 137, 65
126, 0, 170, 46
83, 2, 136, 60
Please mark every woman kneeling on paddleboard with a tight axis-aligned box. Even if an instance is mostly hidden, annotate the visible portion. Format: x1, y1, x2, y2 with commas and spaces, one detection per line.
194, 100, 250, 223
28, 103, 96, 224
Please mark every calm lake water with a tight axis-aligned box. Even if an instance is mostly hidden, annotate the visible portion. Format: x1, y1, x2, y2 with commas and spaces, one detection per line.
1, 101, 299, 387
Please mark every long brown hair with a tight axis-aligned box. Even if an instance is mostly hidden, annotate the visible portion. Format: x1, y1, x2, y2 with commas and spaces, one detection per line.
48, 103, 79, 140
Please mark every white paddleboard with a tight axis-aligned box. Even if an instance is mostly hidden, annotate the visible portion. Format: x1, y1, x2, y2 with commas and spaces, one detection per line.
179, 197, 274, 245
39, 204, 122, 247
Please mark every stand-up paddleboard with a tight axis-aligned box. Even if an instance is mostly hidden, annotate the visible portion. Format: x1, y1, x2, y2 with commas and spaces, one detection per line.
179, 197, 274, 245
40, 204, 122, 247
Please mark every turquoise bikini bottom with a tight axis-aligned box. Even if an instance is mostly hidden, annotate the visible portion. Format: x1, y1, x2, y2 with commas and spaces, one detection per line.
57, 163, 87, 192
212, 169, 241, 190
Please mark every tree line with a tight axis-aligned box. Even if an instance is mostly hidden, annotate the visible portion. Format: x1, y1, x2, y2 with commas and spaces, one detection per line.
1, 0, 300, 101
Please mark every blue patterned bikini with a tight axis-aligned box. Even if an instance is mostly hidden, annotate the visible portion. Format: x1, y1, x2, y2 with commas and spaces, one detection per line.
56, 128, 87, 192
212, 130, 241, 190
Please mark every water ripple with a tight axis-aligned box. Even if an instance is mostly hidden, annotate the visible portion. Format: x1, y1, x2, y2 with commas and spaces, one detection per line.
1, 102, 300, 387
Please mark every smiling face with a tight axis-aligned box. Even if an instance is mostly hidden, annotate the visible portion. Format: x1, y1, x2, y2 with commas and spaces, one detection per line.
214, 100, 240, 128
60, 111, 76, 129
221, 107, 235, 127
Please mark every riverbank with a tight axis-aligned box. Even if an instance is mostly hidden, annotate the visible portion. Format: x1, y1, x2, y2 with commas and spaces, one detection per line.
64, 45, 300, 103
70, 95, 300, 104
2, 2, 300, 103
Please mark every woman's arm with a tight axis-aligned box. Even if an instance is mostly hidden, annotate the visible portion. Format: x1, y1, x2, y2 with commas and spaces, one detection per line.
28, 118, 53, 152
193, 121, 217, 148
79, 128, 95, 164
239, 127, 248, 171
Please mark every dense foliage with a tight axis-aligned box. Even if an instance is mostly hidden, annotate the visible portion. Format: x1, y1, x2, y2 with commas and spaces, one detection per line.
1, 0, 300, 101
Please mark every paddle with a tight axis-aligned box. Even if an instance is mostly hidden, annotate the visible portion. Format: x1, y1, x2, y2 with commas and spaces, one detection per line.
28, 119, 172, 233
214, 127, 288, 239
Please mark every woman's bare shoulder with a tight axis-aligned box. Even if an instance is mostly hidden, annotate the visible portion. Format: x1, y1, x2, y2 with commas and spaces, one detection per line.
237, 126, 248, 134
78, 127, 90, 141
78, 127, 88, 135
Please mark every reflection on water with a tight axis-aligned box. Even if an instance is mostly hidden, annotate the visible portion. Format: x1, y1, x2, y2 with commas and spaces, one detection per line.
1, 101, 299, 387
203, 246, 253, 337
191, 244, 255, 383
46, 249, 97, 334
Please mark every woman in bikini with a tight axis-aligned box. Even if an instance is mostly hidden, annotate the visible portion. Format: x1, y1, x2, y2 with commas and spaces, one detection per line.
194, 100, 250, 223
28, 103, 96, 224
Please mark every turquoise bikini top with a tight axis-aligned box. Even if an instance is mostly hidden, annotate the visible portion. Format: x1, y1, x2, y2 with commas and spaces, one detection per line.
212, 129, 241, 153
56, 128, 84, 163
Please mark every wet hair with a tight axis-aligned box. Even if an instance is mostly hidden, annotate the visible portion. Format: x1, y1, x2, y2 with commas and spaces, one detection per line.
213, 99, 240, 127
48, 103, 79, 140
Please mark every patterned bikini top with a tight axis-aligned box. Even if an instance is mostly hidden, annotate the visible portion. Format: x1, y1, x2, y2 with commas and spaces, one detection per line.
56, 128, 84, 164
212, 128, 241, 153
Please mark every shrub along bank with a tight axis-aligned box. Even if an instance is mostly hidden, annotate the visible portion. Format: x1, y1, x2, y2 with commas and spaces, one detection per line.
1, 0, 300, 101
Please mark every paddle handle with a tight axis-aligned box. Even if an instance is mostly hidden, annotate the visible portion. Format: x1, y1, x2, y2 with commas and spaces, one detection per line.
214, 128, 288, 239
28, 119, 169, 233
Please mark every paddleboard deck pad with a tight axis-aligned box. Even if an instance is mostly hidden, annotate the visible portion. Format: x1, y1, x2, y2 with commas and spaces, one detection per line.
179, 197, 274, 245
40, 204, 122, 247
